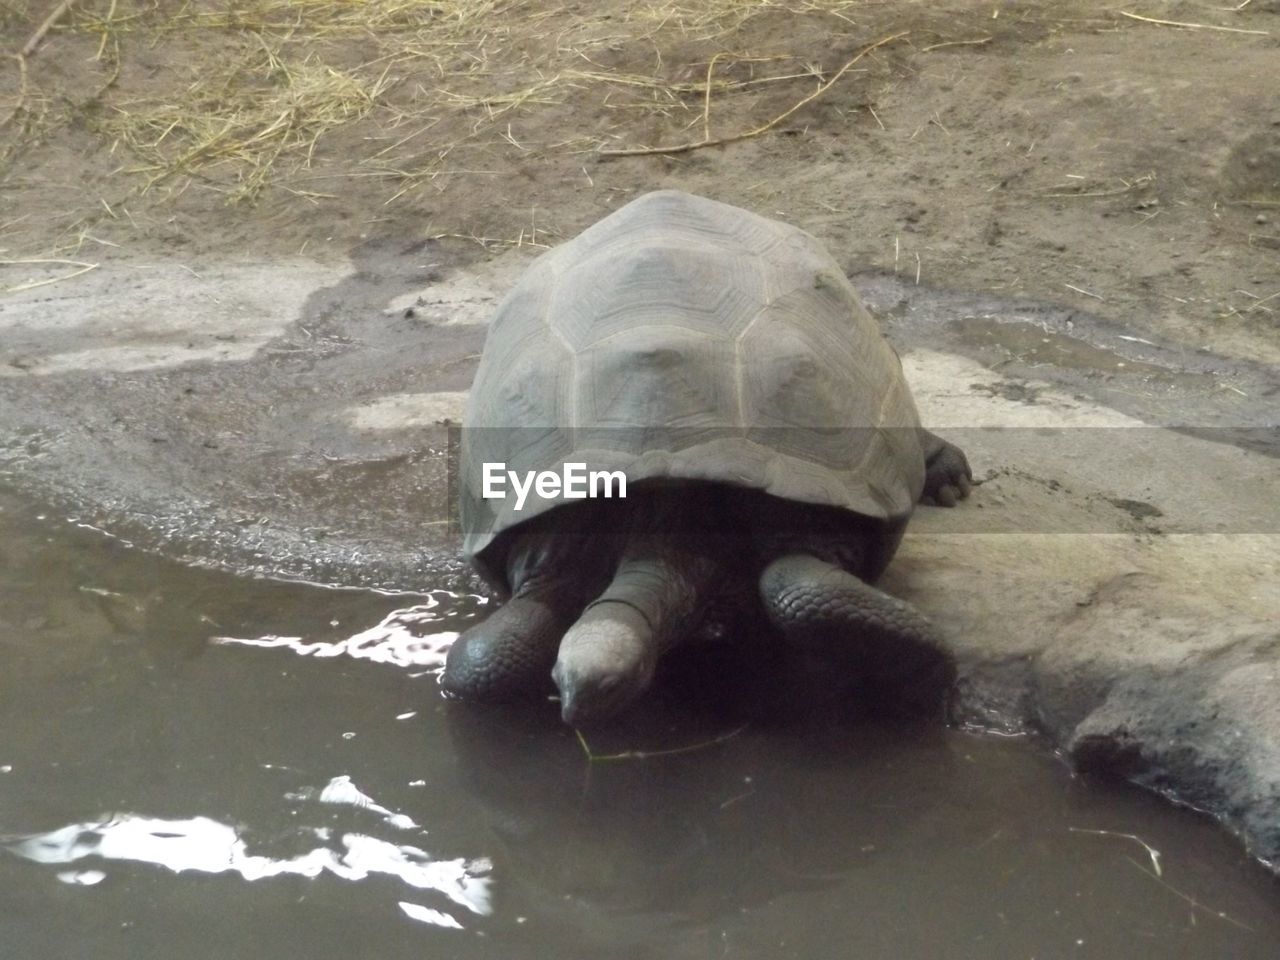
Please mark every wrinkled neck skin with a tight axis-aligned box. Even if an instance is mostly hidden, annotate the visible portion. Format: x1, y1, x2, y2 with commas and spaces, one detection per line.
491, 498, 611, 599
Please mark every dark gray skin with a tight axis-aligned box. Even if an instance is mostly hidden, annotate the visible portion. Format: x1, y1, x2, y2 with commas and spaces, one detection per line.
442, 429, 972, 725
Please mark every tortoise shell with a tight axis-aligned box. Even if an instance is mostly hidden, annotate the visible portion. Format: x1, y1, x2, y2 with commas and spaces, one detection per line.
460, 190, 925, 591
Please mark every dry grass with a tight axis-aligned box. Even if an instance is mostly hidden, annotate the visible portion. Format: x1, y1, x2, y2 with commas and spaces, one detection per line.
70, 0, 513, 200
1, 0, 1270, 216
598, 32, 907, 157
7, 0, 1135, 227
630, 0, 867, 35
0, 0, 926, 206
102, 52, 391, 201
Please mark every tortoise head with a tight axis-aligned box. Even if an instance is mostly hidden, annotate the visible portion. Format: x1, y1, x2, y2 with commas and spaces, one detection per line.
552, 602, 657, 726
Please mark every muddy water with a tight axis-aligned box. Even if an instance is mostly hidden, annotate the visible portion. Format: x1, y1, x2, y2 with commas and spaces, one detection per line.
1, 489, 1277, 960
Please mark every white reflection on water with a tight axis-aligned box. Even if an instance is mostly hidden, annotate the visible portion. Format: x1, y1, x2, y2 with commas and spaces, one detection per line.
5, 771, 493, 927
7, 814, 492, 918
399, 901, 465, 929
57, 869, 106, 886
211, 599, 474, 672
287, 775, 420, 831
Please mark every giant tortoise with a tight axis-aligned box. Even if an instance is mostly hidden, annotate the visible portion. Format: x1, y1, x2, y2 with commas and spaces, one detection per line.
441, 190, 971, 724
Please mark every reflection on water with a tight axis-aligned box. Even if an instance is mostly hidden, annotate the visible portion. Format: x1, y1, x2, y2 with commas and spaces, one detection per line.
294, 774, 421, 830
212, 600, 468, 673
8, 811, 491, 925
6, 766, 492, 927
1, 489, 1278, 960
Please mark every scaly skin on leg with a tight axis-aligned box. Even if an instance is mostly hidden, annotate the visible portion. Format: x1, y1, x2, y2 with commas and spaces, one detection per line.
441, 591, 578, 701
758, 553, 954, 718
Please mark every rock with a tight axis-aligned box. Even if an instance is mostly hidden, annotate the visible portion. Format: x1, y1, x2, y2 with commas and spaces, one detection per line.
1030, 571, 1280, 866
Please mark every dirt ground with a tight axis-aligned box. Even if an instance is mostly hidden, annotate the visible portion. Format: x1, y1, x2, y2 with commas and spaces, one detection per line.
3, 0, 1278, 360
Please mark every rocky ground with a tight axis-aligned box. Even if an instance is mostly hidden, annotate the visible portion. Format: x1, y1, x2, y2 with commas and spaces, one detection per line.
1, 1, 1277, 870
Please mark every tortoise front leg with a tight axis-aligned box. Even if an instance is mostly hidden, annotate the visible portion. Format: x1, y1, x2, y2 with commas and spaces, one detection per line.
442, 531, 612, 702
441, 585, 579, 702
758, 553, 954, 718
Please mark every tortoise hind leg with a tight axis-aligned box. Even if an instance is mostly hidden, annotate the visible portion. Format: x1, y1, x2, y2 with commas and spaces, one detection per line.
918, 428, 973, 507
758, 553, 954, 718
